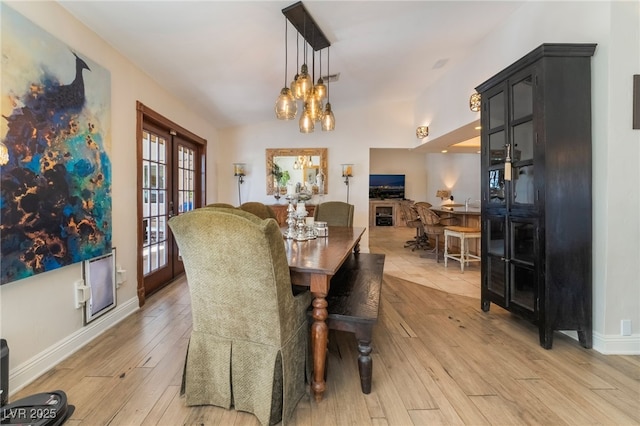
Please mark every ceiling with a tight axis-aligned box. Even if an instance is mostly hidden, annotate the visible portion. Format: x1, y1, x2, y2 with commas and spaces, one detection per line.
58, 1, 524, 152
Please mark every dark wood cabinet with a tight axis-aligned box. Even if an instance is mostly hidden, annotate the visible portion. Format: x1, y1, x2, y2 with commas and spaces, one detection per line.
476, 43, 596, 349
270, 203, 315, 226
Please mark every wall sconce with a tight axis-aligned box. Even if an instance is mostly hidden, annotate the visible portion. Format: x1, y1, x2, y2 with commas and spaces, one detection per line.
341, 164, 353, 203
469, 92, 481, 112
436, 189, 451, 200
416, 126, 429, 139
233, 163, 246, 204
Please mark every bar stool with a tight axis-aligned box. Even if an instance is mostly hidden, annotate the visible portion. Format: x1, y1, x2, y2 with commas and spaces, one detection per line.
444, 226, 481, 272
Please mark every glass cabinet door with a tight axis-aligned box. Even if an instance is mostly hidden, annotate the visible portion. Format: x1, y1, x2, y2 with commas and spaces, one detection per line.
485, 216, 506, 300
509, 218, 537, 313
511, 75, 533, 120
510, 265, 536, 312
510, 74, 535, 207
488, 91, 505, 129
485, 86, 508, 207
488, 168, 505, 205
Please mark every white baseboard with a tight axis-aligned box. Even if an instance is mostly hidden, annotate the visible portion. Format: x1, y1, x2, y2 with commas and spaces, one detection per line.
562, 330, 640, 354
8, 296, 139, 396
592, 331, 640, 355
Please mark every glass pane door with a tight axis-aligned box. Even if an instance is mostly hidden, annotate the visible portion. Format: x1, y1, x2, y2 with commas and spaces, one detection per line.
177, 144, 195, 215
140, 125, 201, 296
142, 130, 168, 278
171, 137, 198, 276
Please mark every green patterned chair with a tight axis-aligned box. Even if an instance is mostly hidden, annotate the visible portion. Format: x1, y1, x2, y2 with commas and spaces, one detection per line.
205, 202, 236, 208
168, 207, 311, 425
313, 201, 354, 227
240, 201, 278, 221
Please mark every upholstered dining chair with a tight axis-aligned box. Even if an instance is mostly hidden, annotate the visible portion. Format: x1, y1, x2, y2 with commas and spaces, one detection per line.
240, 201, 278, 221
205, 202, 236, 208
168, 208, 312, 425
413, 202, 459, 262
313, 201, 354, 227
399, 200, 427, 250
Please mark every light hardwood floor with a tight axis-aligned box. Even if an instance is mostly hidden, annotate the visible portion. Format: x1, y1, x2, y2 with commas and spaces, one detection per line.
12, 226, 639, 425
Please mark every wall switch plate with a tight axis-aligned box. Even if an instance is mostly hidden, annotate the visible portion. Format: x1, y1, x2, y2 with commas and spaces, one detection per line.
116, 266, 126, 287
621, 319, 632, 336
75, 279, 90, 309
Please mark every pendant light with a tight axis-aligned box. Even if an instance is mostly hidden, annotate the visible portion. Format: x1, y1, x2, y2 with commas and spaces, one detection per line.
307, 87, 322, 122
290, 33, 301, 99
306, 54, 321, 122
321, 47, 335, 131
275, 18, 297, 120
279, 1, 334, 133
294, 16, 312, 100
299, 102, 314, 133
296, 46, 312, 99
315, 49, 327, 101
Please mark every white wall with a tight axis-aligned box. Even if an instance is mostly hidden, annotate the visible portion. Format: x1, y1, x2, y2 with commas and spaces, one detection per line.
600, 0, 640, 350
424, 153, 481, 208
0, 1, 220, 393
414, 1, 640, 354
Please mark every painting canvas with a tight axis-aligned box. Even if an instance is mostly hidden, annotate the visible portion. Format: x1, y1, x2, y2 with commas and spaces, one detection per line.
1, 5, 112, 285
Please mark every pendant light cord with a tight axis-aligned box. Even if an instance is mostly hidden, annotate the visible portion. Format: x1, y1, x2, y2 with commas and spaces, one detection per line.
311, 26, 315, 83
296, 32, 299, 73
327, 47, 330, 101
283, 17, 288, 87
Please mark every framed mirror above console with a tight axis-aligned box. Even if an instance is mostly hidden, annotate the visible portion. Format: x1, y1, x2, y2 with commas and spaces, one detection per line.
266, 148, 328, 195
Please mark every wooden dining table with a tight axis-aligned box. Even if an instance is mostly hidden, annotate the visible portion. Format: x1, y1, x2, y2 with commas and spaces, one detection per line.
284, 226, 366, 402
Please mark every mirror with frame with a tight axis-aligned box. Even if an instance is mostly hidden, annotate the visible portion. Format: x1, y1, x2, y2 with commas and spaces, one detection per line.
266, 148, 328, 196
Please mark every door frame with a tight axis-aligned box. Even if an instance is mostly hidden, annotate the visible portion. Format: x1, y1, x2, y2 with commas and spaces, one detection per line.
136, 101, 206, 307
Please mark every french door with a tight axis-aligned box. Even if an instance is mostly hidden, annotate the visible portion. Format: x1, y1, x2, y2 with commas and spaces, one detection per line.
137, 103, 205, 303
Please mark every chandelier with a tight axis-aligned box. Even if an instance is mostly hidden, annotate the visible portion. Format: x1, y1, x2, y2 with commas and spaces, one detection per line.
275, 2, 335, 133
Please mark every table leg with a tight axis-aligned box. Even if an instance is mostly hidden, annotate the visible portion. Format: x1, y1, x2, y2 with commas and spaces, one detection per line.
310, 291, 328, 401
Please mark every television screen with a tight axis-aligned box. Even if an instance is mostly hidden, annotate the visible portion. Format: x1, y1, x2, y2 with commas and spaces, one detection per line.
83, 249, 116, 324
369, 174, 405, 199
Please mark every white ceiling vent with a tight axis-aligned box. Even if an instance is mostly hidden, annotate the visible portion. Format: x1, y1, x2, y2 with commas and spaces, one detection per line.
432, 59, 449, 69
321, 73, 340, 83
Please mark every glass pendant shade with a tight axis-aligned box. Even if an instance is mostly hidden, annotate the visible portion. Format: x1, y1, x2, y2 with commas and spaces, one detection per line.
275, 87, 297, 120
299, 103, 314, 133
321, 103, 335, 131
296, 64, 312, 99
315, 101, 324, 123
315, 78, 327, 101
291, 74, 303, 100
306, 88, 321, 122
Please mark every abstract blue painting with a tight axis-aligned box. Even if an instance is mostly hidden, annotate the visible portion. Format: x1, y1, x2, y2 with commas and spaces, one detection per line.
1, 4, 112, 285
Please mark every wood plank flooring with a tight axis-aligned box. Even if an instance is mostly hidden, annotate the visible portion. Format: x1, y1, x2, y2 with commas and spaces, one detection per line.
12, 227, 639, 425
